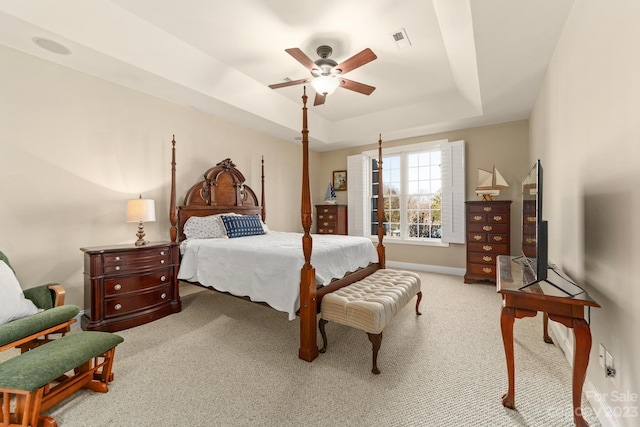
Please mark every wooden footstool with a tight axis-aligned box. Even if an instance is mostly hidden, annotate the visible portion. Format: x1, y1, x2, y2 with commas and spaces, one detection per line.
319, 269, 422, 374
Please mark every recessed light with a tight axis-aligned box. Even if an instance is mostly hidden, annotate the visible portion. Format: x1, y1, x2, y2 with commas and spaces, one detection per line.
32, 37, 71, 55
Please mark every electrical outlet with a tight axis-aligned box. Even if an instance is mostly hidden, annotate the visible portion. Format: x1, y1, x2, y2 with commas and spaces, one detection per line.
599, 344, 605, 368
605, 350, 613, 368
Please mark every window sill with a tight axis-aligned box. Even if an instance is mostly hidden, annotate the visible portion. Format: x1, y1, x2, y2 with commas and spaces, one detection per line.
368, 237, 450, 248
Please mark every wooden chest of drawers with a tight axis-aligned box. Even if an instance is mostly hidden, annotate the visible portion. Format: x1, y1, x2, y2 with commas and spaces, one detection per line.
464, 200, 512, 284
81, 241, 181, 332
315, 204, 348, 235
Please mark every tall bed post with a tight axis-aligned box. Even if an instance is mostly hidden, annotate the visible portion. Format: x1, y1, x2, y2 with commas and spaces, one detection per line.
298, 87, 319, 362
261, 156, 266, 223
170, 135, 178, 243
376, 134, 386, 268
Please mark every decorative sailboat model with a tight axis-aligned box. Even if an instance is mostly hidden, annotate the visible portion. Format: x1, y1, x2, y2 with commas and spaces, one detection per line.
475, 165, 509, 201
323, 182, 337, 204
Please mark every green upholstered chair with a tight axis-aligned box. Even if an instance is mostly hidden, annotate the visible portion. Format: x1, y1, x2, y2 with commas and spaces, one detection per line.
0, 251, 80, 352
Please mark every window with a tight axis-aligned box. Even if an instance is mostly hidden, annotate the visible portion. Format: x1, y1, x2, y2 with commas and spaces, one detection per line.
348, 140, 465, 245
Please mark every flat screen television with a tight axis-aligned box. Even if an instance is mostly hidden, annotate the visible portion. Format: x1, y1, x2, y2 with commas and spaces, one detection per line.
521, 160, 548, 284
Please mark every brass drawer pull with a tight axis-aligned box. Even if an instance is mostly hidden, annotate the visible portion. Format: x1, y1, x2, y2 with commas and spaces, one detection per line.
483, 207, 492, 212
526, 237, 536, 244
493, 215, 503, 221
473, 215, 482, 221
114, 284, 121, 291
483, 245, 492, 252
114, 304, 122, 311
483, 226, 492, 231
328, 215, 334, 219
526, 216, 536, 222
493, 236, 503, 242
318, 214, 324, 219
161, 293, 167, 299
161, 275, 166, 282
482, 267, 493, 274
483, 256, 493, 262
323, 222, 329, 226
473, 235, 482, 241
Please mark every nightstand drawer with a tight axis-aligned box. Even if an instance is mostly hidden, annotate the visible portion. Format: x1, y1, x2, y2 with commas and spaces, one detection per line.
103, 249, 170, 274
468, 242, 508, 254
467, 263, 497, 277
318, 206, 338, 215
104, 269, 172, 296
104, 284, 172, 318
468, 223, 508, 234
317, 227, 335, 234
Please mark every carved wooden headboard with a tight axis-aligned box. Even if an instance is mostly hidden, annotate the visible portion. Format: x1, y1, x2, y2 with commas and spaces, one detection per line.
171, 155, 265, 242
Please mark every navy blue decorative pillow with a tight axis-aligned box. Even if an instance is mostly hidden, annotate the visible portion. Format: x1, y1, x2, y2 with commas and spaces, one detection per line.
221, 214, 265, 238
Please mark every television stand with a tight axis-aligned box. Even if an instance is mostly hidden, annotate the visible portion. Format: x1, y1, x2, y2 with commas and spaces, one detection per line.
496, 255, 600, 427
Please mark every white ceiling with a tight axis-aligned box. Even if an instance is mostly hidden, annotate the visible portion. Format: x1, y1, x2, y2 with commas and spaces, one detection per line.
0, 0, 574, 151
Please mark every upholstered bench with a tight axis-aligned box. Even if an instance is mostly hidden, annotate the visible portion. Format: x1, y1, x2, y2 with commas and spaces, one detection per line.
319, 269, 422, 374
0, 331, 124, 427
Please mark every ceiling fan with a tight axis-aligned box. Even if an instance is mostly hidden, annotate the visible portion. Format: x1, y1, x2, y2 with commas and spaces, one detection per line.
268, 45, 377, 106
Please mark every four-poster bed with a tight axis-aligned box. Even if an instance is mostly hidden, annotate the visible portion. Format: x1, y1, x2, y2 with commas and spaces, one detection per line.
168, 87, 387, 362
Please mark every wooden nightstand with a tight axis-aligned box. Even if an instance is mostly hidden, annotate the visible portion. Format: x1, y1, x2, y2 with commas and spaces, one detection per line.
80, 241, 181, 332
315, 204, 347, 235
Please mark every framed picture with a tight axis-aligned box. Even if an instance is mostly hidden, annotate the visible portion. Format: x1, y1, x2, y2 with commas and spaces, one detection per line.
333, 170, 347, 191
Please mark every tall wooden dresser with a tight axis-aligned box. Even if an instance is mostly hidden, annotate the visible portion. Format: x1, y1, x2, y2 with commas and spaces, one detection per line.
464, 200, 512, 284
81, 241, 181, 332
315, 204, 347, 235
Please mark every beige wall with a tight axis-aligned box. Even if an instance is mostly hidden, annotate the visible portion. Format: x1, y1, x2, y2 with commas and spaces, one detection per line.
315, 120, 530, 270
0, 45, 306, 309
529, 0, 640, 424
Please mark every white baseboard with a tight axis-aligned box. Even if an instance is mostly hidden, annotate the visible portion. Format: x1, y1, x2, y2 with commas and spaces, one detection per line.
385, 260, 465, 277
548, 321, 620, 427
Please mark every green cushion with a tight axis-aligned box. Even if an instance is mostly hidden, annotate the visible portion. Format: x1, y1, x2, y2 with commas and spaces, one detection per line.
0, 331, 124, 392
0, 305, 80, 348
23, 284, 56, 310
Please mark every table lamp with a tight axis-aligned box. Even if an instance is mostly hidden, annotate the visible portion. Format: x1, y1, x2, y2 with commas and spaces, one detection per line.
126, 195, 156, 246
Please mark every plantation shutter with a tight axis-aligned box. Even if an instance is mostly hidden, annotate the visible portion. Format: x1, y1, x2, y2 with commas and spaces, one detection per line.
440, 140, 465, 243
347, 154, 370, 236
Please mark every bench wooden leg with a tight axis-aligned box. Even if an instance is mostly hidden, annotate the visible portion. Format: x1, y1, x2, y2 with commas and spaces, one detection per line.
416, 291, 423, 315
318, 318, 329, 353
367, 332, 383, 375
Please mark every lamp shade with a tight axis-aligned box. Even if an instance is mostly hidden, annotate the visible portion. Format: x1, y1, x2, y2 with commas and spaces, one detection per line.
126, 198, 156, 223
310, 76, 340, 95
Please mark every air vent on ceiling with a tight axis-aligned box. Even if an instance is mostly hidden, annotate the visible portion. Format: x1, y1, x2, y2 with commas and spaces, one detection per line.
391, 28, 412, 49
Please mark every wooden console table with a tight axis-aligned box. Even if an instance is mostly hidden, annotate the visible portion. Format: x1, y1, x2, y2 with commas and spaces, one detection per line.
496, 255, 600, 427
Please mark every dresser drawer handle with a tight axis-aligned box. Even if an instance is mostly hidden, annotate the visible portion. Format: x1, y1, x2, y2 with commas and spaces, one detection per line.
114, 284, 122, 291
483, 207, 492, 212
493, 215, 503, 221
161, 293, 167, 299
483, 256, 493, 262
322, 208, 329, 213
115, 256, 120, 261
526, 216, 536, 223
115, 266, 120, 271
114, 304, 122, 311
473, 215, 482, 221
323, 222, 329, 226
493, 236, 503, 242
318, 214, 324, 219
328, 229, 334, 233
328, 215, 334, 219
160, 251, 165, 256
482, 245, 492, 252
161, 275, 166, 282
526, 237, 536, 244
482, 267, 493, 274
160, 260, 165, 264
483, 226, 492, 231
473, 235, 482, 241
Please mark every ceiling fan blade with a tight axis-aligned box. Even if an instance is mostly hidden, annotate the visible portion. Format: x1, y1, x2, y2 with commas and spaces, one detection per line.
314, 92, 326, 106
285, 48, 317, 71
268, 78, 310, 89
339, 78, 376, 95
333, 48, 377, 75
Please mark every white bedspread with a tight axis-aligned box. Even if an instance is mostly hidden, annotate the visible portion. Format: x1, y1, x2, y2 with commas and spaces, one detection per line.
178, 232, 378, 320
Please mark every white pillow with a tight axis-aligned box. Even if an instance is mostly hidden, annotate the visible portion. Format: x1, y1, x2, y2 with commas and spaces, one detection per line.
0, 261, 41, 325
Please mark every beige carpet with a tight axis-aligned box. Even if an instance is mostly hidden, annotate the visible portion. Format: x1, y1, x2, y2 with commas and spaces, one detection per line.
10, 272, 602, 426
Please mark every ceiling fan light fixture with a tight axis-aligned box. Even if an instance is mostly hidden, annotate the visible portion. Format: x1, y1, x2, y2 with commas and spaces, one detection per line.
311, 75, 340, 96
